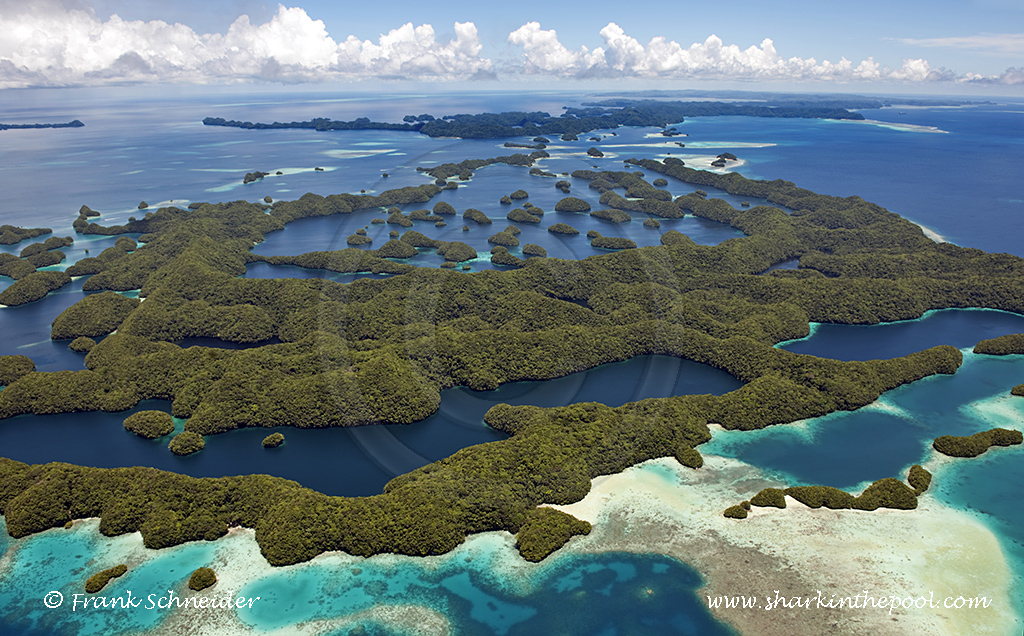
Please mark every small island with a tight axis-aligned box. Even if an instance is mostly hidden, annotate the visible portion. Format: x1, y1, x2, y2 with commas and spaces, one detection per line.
85, 564, 127, 594
933, 428, 1023, 458
0, 120, 84, 131
262, 432, 285, 448
188, 567, 217, 591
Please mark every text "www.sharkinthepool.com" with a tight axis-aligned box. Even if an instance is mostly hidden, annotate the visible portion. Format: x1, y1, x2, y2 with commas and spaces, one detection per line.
707, 591, 992, 615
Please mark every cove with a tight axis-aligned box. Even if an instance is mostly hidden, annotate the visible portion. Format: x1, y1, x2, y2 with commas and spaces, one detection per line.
778, 308, 1024, 360
703, 350, 1024, 489
0, 355, 741, 497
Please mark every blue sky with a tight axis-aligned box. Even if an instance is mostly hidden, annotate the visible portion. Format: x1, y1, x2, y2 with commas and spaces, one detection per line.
1, 0, 1021, 91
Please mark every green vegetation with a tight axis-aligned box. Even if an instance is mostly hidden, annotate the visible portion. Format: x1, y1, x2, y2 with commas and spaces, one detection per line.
124, 411, 175, 439
750, 487, 786, 508
590, 234, 637, 250
723, 505, 748, 519
784, 479, 919, 511
433, 201, 456, 216
653, 178, 668, 187
420, 152, 548, 183
0, 271, 72, 306
510, 190, 529, 200
0, 225, 51, 245
515, 508, 591, 562
25, 249, 65, 268
522, 244, 547, 258
69, 337, 97, 353
375, 239, 419, 259
643, 218, 661, 229
408, 208, 440, 221
974, 333, 1024, 355
591, 209, 632, 224
386, 210, 414, 228
587, 148, 604, 158
51, 291, 141, 340
547, 223, 579, 235
784, 486, 855, 509
262, 433, 285, 448
490, 246, 526, 268
85, 564, 127, 593
507, 209, 541, 224
933, 428, 1023, 458
189, 567, 217, 591
169, 431, 205, 456
20, 236, 73, 257
487, 231, 519, 247
346, 234, 372, 245
554, 197, 591, 213
436, 242, 477, 263
0, 254, 36, 280
854, 478, 918, 510
0, 355, 34, 385
907, 464, 932, 495
463, 209, 492, 224
1013, 384, 1024, 397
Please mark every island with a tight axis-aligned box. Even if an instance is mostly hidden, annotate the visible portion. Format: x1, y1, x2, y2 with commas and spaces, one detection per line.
203, 101, 865, 140
0, 120, 84, 131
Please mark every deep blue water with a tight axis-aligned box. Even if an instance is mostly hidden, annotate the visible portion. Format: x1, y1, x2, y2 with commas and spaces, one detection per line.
0, 355, 740, 496
1, 90, 1023, 635
779, 307, 1024, 360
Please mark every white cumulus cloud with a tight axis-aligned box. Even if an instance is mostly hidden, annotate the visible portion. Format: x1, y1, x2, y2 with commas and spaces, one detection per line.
0, 3, 492, 87
506, 22, 1023, 85
0, 4, 1019, 88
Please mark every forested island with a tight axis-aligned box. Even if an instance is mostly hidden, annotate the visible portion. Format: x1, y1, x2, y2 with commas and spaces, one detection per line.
2, 137, 1024, 567
203, 100, 863, 139
0, 120, 84, 131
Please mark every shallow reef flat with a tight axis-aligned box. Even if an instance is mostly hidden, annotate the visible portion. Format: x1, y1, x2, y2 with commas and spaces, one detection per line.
549, 456, 1016, 636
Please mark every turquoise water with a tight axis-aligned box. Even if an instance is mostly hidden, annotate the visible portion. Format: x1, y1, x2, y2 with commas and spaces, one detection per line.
704, 350, 1024, 487
0, 518, 217, 636
0, 519, 734, 636
236, 546, 735, 635
703, 349, 1024, 623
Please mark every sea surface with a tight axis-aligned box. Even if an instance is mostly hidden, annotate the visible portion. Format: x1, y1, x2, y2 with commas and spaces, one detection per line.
1, 89, 1023, 635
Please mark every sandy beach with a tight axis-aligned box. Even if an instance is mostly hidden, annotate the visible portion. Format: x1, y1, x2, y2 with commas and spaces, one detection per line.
548, 454, 1018, 636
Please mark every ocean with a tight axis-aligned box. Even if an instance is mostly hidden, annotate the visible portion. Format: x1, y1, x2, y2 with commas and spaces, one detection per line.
1, 88, 1022, 635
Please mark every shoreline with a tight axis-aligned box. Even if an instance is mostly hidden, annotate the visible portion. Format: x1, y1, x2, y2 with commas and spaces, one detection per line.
548, 455, 1018, 636
917, 223, 947, 243
1, 449, 1019, 636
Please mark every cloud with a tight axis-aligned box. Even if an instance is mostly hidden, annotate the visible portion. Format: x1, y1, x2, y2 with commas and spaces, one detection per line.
896, 33, 1024, 55
0, 4, 1019, 88
0, 3, 491, 87
506, 22, 1022, 85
